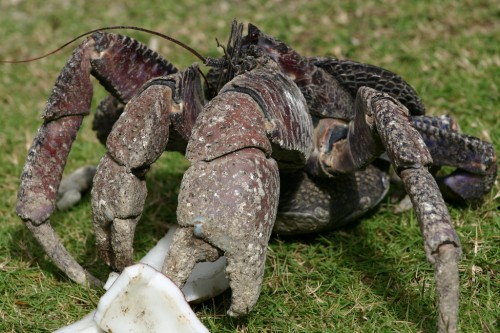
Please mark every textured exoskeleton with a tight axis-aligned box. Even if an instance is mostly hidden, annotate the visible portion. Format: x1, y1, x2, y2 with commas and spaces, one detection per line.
16, 21, 497, 332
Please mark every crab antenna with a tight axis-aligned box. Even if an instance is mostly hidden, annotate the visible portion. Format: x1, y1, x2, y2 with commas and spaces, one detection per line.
0, 25, 207, 64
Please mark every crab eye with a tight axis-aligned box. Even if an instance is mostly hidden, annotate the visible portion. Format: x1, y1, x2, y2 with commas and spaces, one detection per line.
246, 23, 261, 43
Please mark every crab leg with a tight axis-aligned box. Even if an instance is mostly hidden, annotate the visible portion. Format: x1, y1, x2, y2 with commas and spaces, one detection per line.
16, 32, 177, 285
412, 115, 497, 203
320, 87, 460, 332
399, 169, 459, 332
364, 87, 460, 333
91, 83, 172, 270
16, 40, 96, 284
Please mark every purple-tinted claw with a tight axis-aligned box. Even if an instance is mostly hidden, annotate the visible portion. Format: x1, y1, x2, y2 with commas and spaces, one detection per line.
413, 115, 498, 204
438, 163, 498, 204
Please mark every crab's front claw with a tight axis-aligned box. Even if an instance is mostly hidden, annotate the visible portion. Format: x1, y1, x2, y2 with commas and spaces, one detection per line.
162, 62, 312, 316
164, 148, 280, 316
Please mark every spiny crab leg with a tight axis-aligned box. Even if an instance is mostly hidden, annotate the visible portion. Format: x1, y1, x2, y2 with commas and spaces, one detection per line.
316, 86, 461, 332
399, 169, 460, 331
365, 87, 460, 332
411, 115, 498, 203
91, 83, 172, 270
16, 32, 177, 285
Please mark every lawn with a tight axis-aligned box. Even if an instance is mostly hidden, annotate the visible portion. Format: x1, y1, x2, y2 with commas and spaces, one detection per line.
0, 0, 499, 332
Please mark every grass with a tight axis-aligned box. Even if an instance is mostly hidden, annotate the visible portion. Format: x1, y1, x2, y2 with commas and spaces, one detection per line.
0, 0, 499, 332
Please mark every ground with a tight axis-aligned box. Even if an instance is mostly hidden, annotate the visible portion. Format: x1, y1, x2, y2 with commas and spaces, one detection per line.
0, 0, 498, 332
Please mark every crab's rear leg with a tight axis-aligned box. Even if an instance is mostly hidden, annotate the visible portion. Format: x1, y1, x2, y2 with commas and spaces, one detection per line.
412, 115, 497, 204
16, 32, 177, 285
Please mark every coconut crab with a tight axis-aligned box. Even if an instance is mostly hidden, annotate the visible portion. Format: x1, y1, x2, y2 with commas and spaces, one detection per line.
15, 20, 497, 332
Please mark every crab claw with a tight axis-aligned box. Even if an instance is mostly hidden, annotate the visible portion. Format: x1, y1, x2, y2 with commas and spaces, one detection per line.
162, 59, 313, 315
164, 148, 280, 316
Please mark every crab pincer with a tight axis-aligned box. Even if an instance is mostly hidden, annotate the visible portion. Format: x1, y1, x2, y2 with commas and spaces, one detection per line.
164, 63, 313, 315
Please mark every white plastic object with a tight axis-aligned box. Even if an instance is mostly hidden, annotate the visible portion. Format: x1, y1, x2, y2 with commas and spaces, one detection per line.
95, 263, 209, 333
54, 226, 229, 333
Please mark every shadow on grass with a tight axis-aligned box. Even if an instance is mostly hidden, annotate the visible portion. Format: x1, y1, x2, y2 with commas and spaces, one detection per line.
273, 219, 437, 331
